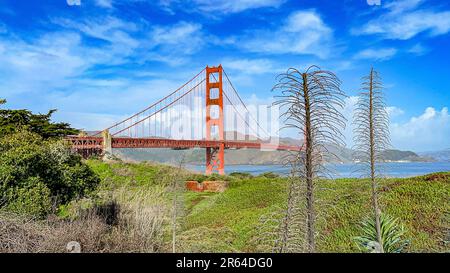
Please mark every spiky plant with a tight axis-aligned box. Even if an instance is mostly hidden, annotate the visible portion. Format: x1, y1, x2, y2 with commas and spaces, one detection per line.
354, 214, 409, 253
353, 67, 390, 252
254, 160, 306, 253
275, 174, 304, 252
272, 66, 347, 252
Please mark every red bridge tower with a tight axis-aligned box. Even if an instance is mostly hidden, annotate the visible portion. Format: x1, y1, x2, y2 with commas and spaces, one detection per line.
205, 65, 225, 175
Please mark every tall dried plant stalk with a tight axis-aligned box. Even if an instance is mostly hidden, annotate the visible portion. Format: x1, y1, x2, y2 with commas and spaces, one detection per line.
274, 158, 306, 253
353, 67, 390, 253
273, 66, 346, 252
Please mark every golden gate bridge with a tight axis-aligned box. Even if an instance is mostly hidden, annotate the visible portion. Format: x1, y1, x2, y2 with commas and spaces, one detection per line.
67, 65, 300, 175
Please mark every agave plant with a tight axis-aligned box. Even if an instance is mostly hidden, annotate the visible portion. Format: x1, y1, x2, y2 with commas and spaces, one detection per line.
354, 214, 410, 253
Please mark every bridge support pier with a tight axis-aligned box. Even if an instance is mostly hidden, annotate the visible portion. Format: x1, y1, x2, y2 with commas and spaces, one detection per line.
206, 145, 225, 175
102, 129, 113, 159
205, 65, 225, 175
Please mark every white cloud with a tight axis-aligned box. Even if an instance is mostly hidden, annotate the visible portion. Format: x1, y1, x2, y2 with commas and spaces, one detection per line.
354, 48, 397, 61
221, 58, 279, 75
341, 97, 450, 152
408, 43, 429, 55
160, 0, 285, 14
0, 32, 90, 96
52, 16, 139, 64
355, 0, 450, 40
66, 0, 81, 6
245, 94, 276, 107
386, 106, 405, 117
219, 58, 286, 87
144, 21, 206, 66
0, 17, 206, 130
52, 16, 204, 66
150, 22, 202, 54
195, 0, 285, 13
384, 0, 424, 14
0, 27, 189, 123
391, 107, 450, 151
236, 10, 333, 58
95, 0, 113, 8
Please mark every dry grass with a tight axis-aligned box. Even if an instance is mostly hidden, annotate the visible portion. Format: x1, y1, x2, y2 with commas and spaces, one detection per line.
0, 211, 108, 253
104, 186, 169, 252
0, 212, 44, 253
0, 185, 170, 253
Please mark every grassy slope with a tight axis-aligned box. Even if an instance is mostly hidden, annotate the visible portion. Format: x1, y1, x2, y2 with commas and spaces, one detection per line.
86, 160, 450, 253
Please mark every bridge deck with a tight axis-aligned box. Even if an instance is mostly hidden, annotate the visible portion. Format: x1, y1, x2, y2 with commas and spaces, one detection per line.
67, 136, 300, 151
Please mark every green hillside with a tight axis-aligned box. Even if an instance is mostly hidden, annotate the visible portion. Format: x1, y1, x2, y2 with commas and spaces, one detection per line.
114, 146, 434, 165
84, 160, 449, 253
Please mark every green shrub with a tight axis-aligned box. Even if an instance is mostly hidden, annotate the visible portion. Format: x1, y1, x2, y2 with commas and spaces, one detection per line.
258, 172, 279, 179
186, 173, 228, 182
5, 178, 52, 217
0, 130, 100, 217
229, 172, 253, 179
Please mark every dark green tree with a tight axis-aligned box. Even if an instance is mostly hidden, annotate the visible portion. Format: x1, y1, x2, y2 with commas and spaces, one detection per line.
0, 99, 79, 139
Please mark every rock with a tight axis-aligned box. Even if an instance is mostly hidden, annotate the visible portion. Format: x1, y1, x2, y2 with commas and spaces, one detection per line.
186, 181, 204, 192
202, 181, 228, 193
185, 181, 228, 193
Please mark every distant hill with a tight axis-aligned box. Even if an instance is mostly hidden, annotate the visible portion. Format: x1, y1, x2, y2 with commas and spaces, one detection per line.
113, 136, 434, 165
418, 149, 450, 162
381, 149, 435, 162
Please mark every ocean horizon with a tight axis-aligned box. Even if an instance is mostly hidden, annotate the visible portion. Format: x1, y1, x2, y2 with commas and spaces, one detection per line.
186, 161, 450, 178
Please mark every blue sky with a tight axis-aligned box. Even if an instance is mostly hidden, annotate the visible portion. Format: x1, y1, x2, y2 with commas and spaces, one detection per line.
0, 0, 449, 152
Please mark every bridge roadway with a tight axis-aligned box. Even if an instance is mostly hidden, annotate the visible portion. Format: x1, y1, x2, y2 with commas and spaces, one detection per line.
67, 136, 301, 152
